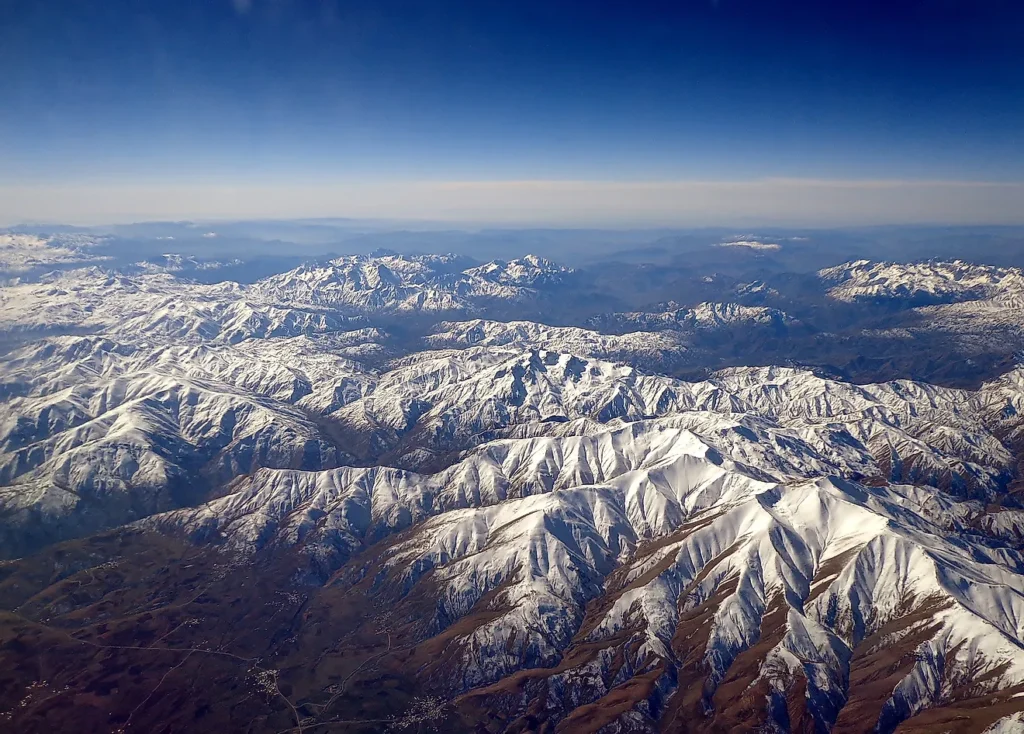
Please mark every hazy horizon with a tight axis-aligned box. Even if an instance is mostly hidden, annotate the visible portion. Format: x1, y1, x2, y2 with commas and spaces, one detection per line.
3, 178, 1024, 228
3, 1, 1023, 225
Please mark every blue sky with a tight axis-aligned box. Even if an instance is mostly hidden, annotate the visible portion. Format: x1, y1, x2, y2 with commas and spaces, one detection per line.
2, 0, 1023, 224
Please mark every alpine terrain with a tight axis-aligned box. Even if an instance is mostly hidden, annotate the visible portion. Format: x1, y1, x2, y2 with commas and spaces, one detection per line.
3, 236, 1024, 734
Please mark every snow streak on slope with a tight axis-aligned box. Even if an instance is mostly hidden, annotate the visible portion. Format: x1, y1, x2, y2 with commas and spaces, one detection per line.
985, 712, 1024, 733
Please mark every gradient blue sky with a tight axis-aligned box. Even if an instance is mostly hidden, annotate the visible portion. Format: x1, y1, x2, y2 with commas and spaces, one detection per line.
2, 0, 1023, 224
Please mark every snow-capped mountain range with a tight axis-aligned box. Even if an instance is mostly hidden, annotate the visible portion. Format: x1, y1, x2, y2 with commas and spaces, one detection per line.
822, 260, 1024, 359
0, 252, 573, 340
587, 301, 794, 333
250, 252, 574, 314
5, 253, 1024, 731
820, 259, 1024, 306
0, 233, 111, 277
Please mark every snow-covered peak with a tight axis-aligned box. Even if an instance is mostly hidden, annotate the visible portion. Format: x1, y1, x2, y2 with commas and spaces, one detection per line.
715, 239, 782, 251
463, 254, 573, 287
131, 253, 244, 274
